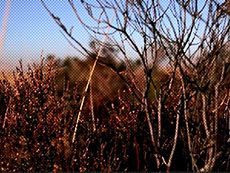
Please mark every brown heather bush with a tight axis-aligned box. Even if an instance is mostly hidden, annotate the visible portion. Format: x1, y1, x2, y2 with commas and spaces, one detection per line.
0, 59, 150, 171
0, 57, 230, 171
10, 1, 228, 171
0, 60, 77, 171
0, 59, 179, 171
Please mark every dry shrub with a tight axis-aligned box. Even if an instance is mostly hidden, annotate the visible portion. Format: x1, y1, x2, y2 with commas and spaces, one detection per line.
0, 60, 78, 171
0, 57, 230, 171
0, 59, 179, 171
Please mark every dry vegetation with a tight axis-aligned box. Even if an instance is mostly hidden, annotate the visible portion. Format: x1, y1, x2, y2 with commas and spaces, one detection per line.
0, 51, 229, 171
1, 0, 230, 171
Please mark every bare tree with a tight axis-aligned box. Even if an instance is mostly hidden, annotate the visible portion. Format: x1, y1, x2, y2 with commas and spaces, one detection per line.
41, 0, 230, 171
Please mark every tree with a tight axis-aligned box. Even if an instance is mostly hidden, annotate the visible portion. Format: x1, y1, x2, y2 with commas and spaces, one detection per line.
41, 0, 230, 171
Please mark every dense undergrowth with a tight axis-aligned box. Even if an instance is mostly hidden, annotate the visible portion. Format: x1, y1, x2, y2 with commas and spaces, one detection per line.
0, 59, 230, 172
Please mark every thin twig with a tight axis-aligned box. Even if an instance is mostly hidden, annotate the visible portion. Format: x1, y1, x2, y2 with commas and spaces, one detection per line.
2, 97, 12, 128
180, 69, 198, 172
90, 80, 96, 132
157, 89, 162, 148
71, 0, 120, 144
167, 99, 180, 172
202, 93, 210, 138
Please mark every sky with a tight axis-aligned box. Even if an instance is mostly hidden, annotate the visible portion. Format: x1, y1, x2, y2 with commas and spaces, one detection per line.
0, 0, 91, 70
0, 0, 226, 71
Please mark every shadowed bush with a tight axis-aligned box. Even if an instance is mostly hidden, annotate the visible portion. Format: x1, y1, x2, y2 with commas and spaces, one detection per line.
0, 56, 230, 171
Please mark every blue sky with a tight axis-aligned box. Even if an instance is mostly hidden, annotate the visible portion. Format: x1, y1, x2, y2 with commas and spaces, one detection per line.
0, 0, 226, 71
0, 0, 91, 70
